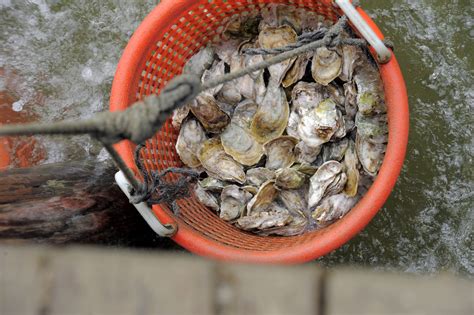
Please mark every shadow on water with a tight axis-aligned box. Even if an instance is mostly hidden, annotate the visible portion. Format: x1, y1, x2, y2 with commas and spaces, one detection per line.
0, 0, 472, 275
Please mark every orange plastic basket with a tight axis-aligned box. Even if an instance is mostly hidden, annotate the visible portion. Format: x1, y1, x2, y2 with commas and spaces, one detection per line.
110, 0, 409, 263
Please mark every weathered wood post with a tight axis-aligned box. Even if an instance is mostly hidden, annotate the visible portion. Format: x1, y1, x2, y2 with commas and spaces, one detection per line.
0, 160, 175, 248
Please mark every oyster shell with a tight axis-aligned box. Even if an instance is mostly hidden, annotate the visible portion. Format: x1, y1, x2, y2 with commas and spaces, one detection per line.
199, 177, 226, 193
339, 45, 360, 82
194, 183, 220, 212
250, 81, 290, 144
343, 140, 360, 197
295, 141, 322, 164
291, 163, 319, 176
292, 82, 325, 116
354, 62, 386, 116
308, 161, 346, 209
246, 180, 278, 214
344, 80, 358, 116
286, 110, 301, 139
325, 83, 346, 108
217, 82, 242, 105
311, 47, 342, 86
215, 39, 241, 64
198, 138, 246, 184
258, 25, 298, 84
176, 119, 207, 168
246, 167, 276, 187
224, 14, 261, 40
297, 99, 339, 148
312, 193, 358, 224
276, 4, 304, 33
172, 105, 190, 130
220, 185, 253, 221
183, 45, 215, 77
356, 133, 385, 177
237, 203, 293, 233
321, 138, 349, 162
202, 60, 225, 96
233, 100, 258, 129
282, 53, 311, 88
355, 112, 389, 144
264, 136, 299, 170
221, 122, 264, 166
275, 168, 306, 189
190, 94, 230, 133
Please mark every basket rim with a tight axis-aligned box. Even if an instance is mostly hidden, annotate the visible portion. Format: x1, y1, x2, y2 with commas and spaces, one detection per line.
110, 0, 409, 264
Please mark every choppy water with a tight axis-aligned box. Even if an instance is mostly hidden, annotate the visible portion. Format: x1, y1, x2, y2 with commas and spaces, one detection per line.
0, 0, 472, 275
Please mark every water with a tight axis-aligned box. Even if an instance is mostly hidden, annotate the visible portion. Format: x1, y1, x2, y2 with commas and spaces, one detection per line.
0, 1, 472, 275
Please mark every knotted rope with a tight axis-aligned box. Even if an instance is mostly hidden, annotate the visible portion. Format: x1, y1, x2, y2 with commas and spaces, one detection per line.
0, 12, 393, 213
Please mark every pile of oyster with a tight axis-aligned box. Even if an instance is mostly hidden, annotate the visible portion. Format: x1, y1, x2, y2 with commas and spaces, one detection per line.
173, 5, 388, 236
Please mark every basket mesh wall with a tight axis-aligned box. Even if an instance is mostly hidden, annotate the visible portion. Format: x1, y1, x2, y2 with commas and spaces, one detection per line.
136, 0, 342, 251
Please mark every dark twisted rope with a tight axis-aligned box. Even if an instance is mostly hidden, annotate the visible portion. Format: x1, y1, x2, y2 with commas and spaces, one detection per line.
130, 144, 200, 213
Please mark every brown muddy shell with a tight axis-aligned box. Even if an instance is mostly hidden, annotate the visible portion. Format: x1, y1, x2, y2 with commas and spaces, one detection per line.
171, 105, 190, 130
190, 94, 230, 134
282, 53, 311, 88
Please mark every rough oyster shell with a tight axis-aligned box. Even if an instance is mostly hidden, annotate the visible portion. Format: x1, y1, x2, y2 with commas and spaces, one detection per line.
221, 122, 264, 166
246, 168, 276, 187
355, 112, 389, 144
171, 105, 190, 130
250, 81, 290, 144
282, 53, 311, 88
355, 133, 385, 177
312, 193, 359, 224
198, 138, 246, 184
190, 94, 230, 134
194, 183, 220, 212
308, 161, 346, 209
343, 140, 360, 197
295, 141, 322, 164
199, 177, 226, 193
246, 180, 278, 215
264, 136, 299, 170
258, 25, 298, 84
339, 45, 361, 82
202, 60, 225, 96
237, 203, 293, 232
220, 185, 253, 221
275, 168, 306, 190
354, 61, 387, 116
175, 119, 207, 168
297, 99, 339, 148
311, 47, 342, 86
